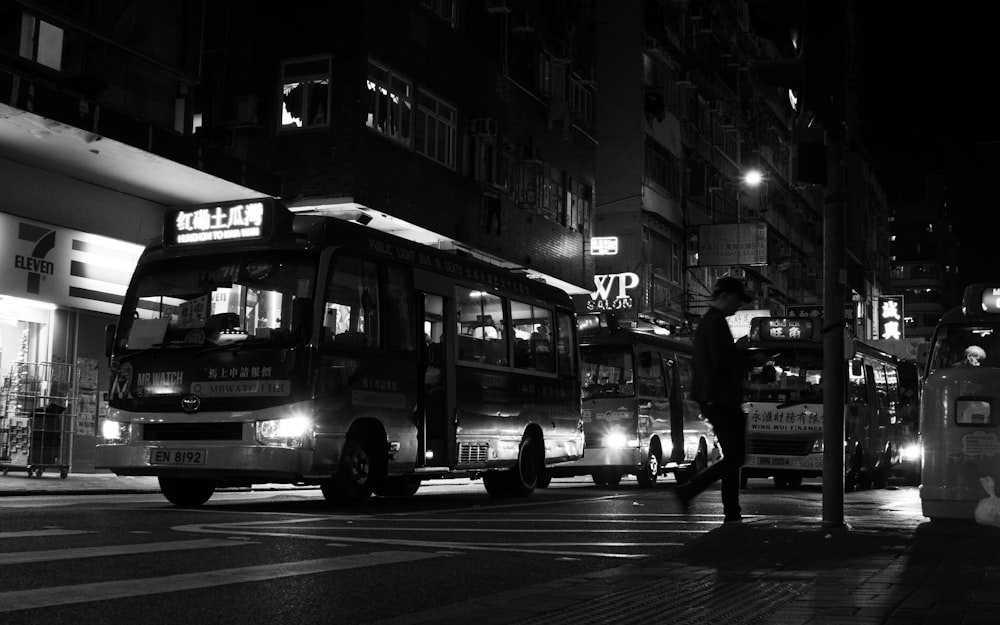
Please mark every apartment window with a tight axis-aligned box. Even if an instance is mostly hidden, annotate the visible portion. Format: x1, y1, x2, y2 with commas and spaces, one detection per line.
20, 14, 63, 70
420, 0, 457, 26
475, 139, 511, 191
537, 53, 568, 98
566, 177, 593, 231
644, 138, 680, 198
568, 77, 594, 126
415, 89, 457, 168
367, 59, 413, 145
280, 56, 330, 129
538, 167, 565, 220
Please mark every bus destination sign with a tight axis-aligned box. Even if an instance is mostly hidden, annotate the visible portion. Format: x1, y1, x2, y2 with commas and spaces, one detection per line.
759, 317, 814, 341
165, 199, 273, 246
981, 286, 1000, 313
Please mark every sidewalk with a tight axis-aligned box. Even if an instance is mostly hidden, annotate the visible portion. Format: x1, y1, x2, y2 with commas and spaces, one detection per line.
3, 474, 998, 624
379, 515, 1000, 625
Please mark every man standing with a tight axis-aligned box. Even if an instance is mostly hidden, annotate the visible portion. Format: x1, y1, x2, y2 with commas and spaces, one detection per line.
677, 276, 753, 522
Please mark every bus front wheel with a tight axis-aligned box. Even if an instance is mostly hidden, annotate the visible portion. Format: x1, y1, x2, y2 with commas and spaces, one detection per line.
637, 445, 661, 488
507, 434, 543, 497
158, 477, 215, 507
322, 435, 381, 505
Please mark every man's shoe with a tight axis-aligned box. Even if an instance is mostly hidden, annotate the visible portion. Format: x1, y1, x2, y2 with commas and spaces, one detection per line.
723, 514, 742, 523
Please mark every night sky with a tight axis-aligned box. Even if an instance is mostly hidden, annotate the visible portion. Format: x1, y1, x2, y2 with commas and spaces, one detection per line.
857, 4, 1000, 286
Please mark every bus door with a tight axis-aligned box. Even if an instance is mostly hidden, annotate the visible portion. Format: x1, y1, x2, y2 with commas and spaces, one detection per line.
664, 356, 686, 465
415, 272, 455, 469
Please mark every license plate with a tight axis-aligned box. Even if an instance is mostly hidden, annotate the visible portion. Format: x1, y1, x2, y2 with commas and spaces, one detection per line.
150, 449, 206, 465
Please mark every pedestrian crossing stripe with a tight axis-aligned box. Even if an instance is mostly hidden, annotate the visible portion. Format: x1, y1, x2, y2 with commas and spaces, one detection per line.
0, 551, 442, 613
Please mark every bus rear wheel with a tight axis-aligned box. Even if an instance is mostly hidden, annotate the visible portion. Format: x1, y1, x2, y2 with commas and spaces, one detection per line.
158, 477, 215, 507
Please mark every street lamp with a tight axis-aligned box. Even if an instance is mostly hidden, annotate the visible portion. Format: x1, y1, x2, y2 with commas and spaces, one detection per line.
742, 168, 764, 187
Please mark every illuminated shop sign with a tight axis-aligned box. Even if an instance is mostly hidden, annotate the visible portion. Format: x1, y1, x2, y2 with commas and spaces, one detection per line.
878, 295, 904, 340
584, 272, 639, 311
591, 236, 619, 256
980, 286, 1000, 313
753, 317, 815, 341
164, 199, 278, 246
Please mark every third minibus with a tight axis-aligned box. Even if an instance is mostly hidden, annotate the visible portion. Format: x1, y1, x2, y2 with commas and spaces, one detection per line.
921, 284, 1000, 523
742, 316, 903, 489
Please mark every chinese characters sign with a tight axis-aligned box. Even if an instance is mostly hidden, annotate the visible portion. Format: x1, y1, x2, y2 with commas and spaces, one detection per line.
166, 200, 269, 245
696, 222, 768, 266
591, 236, 619, 256
878, 295, 904, 340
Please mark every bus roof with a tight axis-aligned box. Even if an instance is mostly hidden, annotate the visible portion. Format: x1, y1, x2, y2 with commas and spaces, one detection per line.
144, 197, 575, 309
577, 312, 692, 349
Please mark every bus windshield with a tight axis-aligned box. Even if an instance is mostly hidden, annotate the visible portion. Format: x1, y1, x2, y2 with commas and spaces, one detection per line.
580, 345, 635, 399
744, 349, 824, 403
928, 325, 1000, 373
117, 253, 315, 350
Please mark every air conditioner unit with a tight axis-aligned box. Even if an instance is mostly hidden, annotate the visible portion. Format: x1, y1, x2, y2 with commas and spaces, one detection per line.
485, 0, 511, 14
471, 117, 498, 136
511, 12, 536, 33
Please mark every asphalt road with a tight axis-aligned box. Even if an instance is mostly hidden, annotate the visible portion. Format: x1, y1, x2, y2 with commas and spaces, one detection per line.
0, 476, 921, 625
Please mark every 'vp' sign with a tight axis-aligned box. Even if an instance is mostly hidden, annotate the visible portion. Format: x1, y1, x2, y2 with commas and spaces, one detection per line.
590, 272, 640, 301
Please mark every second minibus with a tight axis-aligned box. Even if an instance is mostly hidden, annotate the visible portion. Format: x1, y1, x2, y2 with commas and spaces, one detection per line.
546, 313, 719, 486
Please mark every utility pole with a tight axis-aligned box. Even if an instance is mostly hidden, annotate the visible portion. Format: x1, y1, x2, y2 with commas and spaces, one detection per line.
821, 127, 846, 528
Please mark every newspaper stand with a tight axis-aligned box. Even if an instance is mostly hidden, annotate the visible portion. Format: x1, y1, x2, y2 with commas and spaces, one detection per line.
1, 362, 77, 478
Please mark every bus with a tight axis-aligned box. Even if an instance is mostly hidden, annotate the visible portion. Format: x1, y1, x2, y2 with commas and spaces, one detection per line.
920, 284, 1000, 523
96, 198, 583, 506
546, 313, 719, 487
741, 316, 903, 490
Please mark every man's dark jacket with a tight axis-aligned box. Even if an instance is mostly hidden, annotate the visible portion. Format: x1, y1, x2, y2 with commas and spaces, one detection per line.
692, 305, 745, 406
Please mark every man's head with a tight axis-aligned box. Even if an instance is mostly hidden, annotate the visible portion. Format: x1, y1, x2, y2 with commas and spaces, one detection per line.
964, 345, 986, 366
711, 276, 753, 316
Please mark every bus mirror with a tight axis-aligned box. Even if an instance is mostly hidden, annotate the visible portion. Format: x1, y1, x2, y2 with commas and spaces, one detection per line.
105, 324, 117, 358
292, 297, 313, 339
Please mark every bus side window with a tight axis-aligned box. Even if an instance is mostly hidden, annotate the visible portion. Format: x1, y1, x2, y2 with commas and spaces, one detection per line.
456, 287, 508, 365
848, 358, 867, 405
555, 311, 576, 375
323, 254, 380, 348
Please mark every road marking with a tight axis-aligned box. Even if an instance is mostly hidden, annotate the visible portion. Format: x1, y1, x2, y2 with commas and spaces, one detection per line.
0, 529, 95, 540
0, 538, 252, 565
0, 550, 442, 613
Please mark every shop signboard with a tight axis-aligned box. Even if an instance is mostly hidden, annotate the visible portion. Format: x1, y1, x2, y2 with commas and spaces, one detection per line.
0, 212, 142, 315
696, 222, 767, 266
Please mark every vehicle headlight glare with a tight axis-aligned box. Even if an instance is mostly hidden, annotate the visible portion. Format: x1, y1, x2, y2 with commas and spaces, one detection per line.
901, 443, 922, 462
604, 432, 629, 448
255, 415, 313, 448
101, 419, 130, 444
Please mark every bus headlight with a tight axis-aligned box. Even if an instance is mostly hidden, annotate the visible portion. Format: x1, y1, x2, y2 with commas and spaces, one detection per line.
901, 443, 922, 463
604, 432, 629, 448
101, 419, 130, 444
255, 414, 313, 448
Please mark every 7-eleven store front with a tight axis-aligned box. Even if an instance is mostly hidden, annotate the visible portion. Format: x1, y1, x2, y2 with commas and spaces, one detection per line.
0, 211, 143, 474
